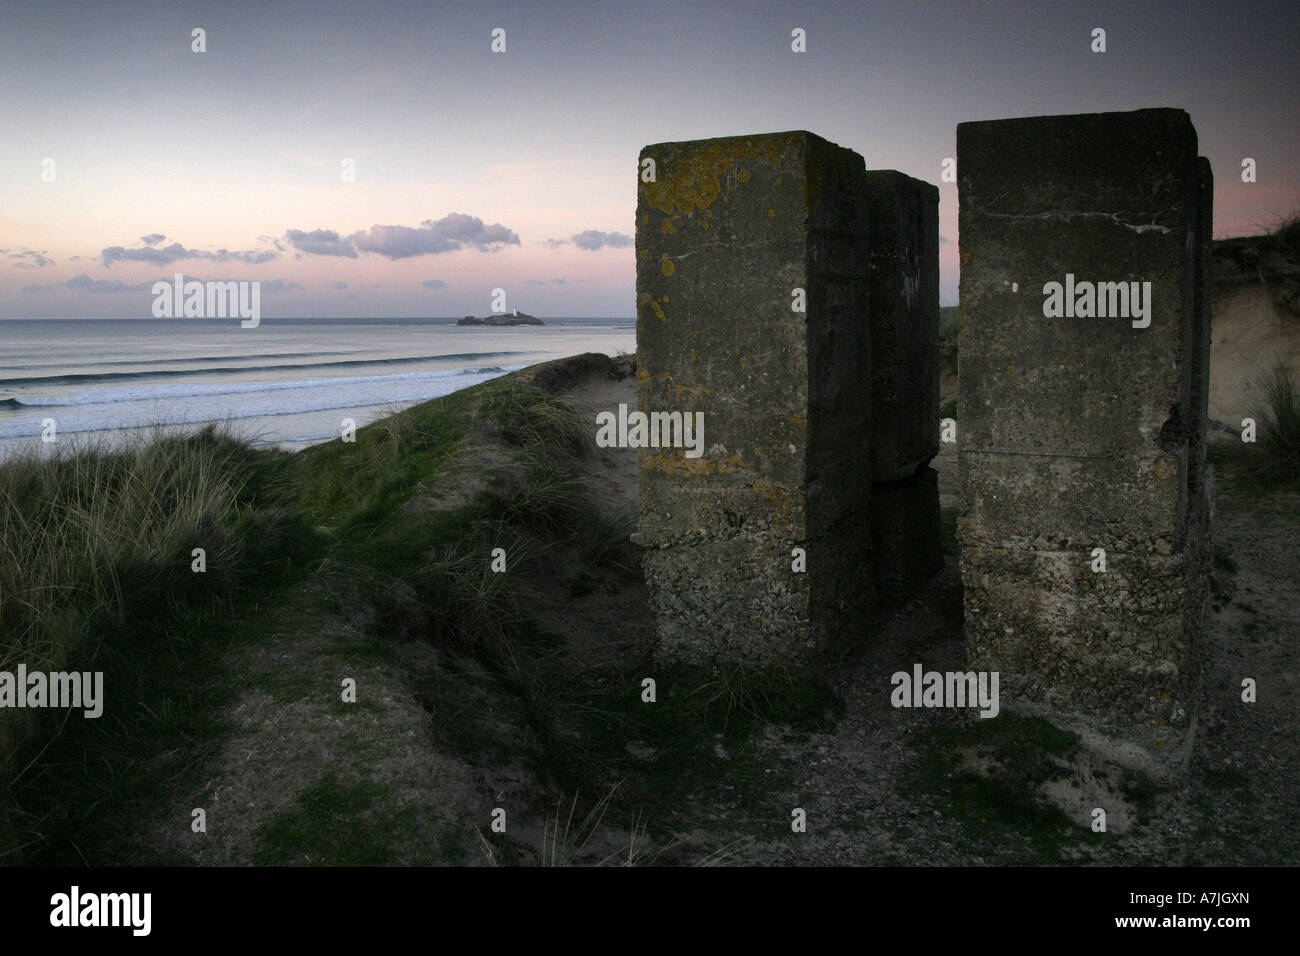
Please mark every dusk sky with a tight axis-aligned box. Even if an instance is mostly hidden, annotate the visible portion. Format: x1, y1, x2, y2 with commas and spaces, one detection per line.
2, 0, 1296, 319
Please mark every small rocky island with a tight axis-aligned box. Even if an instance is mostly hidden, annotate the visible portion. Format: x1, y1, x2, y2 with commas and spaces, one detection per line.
457, 309, 544, 326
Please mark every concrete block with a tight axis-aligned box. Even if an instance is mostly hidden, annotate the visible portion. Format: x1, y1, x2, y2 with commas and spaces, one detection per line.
635, 131, 873, 670
871, 466, 941, 608
864, 171, 941, 482
955, 109, 1210, 776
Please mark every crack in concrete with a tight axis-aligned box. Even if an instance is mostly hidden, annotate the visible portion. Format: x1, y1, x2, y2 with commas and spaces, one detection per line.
670, 238, 792, 261
973, 209, 1172, 234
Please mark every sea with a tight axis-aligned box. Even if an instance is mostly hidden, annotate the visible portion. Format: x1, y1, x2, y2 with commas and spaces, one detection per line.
0, 317, 635, 460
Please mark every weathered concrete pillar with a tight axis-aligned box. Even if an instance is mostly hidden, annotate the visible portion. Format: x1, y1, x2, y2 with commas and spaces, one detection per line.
864, 170, 941, 483
871, 466, 941, 608
635, 131, 873, 672
1189, 157, 1215, 502
863, 171, 943, 607
956, 108, 1212, 779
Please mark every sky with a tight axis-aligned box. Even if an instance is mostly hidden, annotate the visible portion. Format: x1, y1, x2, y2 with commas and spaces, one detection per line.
1, 0, 1296, 319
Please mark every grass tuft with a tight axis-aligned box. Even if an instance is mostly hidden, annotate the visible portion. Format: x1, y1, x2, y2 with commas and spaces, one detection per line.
1210, 364, 1300, 492
0, 424, 314, 862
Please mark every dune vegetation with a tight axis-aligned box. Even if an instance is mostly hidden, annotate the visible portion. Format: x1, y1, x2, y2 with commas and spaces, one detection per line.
0, 369, 827, 865
3, 339, 1297, 866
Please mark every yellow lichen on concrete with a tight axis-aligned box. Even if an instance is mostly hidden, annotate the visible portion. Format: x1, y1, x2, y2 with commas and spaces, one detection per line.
667, 380, 710, 399
639, 136, 789, 216
661, 258, 675, 276
652, 372, 711, 400
748, 479, 795, 511
646, 453, 744, 476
